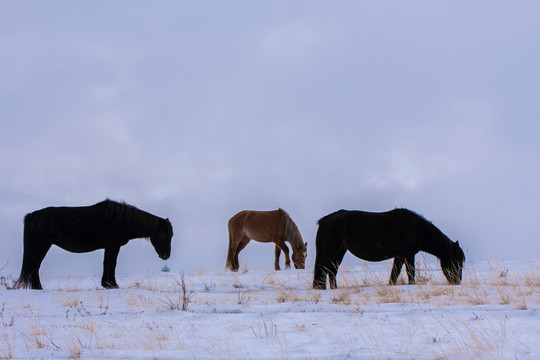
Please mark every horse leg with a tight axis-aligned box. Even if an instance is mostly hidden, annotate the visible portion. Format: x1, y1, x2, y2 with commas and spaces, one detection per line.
225, 235, 234, 270
313, 261, 328, 290
314, 248, 343, 290
20, 243, 51, 290
31, 244, 51, 290
313, 244, 332, 290
233, 235, 250, 272
226, 231, 236, 270
14, 219, 51, 290
16, 239, 51, 290
329, 249, 347, 289
274, 245, 282, 270
15, 249, 34, 289
102, 246, 120, 289
389, 257, 405, 285
275, 240, 290, 270
404, 255, 416, 285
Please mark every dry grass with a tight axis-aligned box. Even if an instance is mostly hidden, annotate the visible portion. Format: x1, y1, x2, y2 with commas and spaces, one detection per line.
521, 270, 540, 287
435, 317, 511, 358
66, 340, 82, 359
124, 292, 157, 308
261, 270, 279, 287
1, 327, 15, 359
252, 317, 278, 339
276, 286, 301, 303
2, 262, 537, 358
61, 294, 80, 307
236, 289, 251, 305
129, 276, 160, 291
330, 288, 352, 305
156, 273, 195, 311
191, 259, 539, 310
462, 285, 489, 305
310, 291, 322, 304
317, 260, 539, 310
374, 285, 406, 304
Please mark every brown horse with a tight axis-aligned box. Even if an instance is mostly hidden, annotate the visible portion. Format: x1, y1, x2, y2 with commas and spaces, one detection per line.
226, 209, 307, 271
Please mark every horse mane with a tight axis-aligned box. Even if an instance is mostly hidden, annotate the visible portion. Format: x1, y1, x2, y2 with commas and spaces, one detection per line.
407, 208, 465, 262
101, 199, 160, 237
278, 208, 304, 249
414, 211, 450, 242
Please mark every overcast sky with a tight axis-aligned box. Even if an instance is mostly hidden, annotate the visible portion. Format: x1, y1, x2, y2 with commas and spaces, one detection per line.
1, 2, 539, 279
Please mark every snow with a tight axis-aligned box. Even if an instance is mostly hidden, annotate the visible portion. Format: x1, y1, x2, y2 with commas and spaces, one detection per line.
1, 259, 538, 359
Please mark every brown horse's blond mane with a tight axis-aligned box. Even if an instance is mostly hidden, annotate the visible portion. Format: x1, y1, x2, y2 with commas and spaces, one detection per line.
278, 208, 303, 250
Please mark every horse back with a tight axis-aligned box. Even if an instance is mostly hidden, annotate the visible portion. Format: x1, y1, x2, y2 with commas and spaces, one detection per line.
25, 202, 119, 251
228, 210, 283, 243
317, 209, 424, 261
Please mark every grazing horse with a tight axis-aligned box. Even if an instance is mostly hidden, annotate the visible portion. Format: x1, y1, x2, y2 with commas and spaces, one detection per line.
14, 199, 173, 290
226, 209, 307, 271
313, 209, 465, 289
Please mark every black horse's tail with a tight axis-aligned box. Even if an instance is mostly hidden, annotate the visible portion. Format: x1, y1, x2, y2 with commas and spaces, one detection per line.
313, 210, 348, 289
13, 213, 34, 289
313, 213, 335, 289
313, 225, 326, 288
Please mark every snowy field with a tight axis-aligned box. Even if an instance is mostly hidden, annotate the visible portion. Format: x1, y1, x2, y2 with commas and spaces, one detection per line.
1, 259, 538, 359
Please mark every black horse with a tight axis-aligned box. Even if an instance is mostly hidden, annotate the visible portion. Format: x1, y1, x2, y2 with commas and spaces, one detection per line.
14, 199, 173, 290
313, 209, 465, 289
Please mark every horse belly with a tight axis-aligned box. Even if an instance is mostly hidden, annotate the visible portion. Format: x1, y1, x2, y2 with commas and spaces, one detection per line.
348, 247, 393, 262
344, 237, 395, 262
54, 235, 106, 253
244, 229, 273, 243
47, 212, 110, 252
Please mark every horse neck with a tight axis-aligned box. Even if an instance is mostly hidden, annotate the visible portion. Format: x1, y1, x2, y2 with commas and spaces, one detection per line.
283, 217, 303, 252
124, 208, 160, 239
419, 223, 453, 260
287, 233, 302, 251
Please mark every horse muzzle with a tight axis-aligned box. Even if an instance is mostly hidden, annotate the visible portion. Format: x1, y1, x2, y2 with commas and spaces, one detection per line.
159, 253, 170, 260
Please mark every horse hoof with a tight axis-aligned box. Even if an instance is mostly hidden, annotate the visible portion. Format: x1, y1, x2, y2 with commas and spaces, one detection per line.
102, 282, 119, 289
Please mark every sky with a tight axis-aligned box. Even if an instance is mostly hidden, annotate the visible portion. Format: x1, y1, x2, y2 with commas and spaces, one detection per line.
1, 2, 539, 278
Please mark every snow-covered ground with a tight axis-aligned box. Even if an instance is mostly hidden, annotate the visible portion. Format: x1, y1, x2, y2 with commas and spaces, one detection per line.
1, 259, 538, 359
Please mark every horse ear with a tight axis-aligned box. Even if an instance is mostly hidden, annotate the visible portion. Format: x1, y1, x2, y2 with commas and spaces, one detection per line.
305, 242, 308, 247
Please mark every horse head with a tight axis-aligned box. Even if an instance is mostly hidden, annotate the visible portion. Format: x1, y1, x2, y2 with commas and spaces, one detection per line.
441, 241, 465, 284
150, 218, 173, 260
292, 242, 308, 269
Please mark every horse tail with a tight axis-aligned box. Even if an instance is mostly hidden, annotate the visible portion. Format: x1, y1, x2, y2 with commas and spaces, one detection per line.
314, 212, 339, 261
314, 221, 325, 262
226, 211, 245, 270
225, 230, 233, 270
14, 213, 34, 289
313, 210, 345, 289
313, 216, 330, 289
